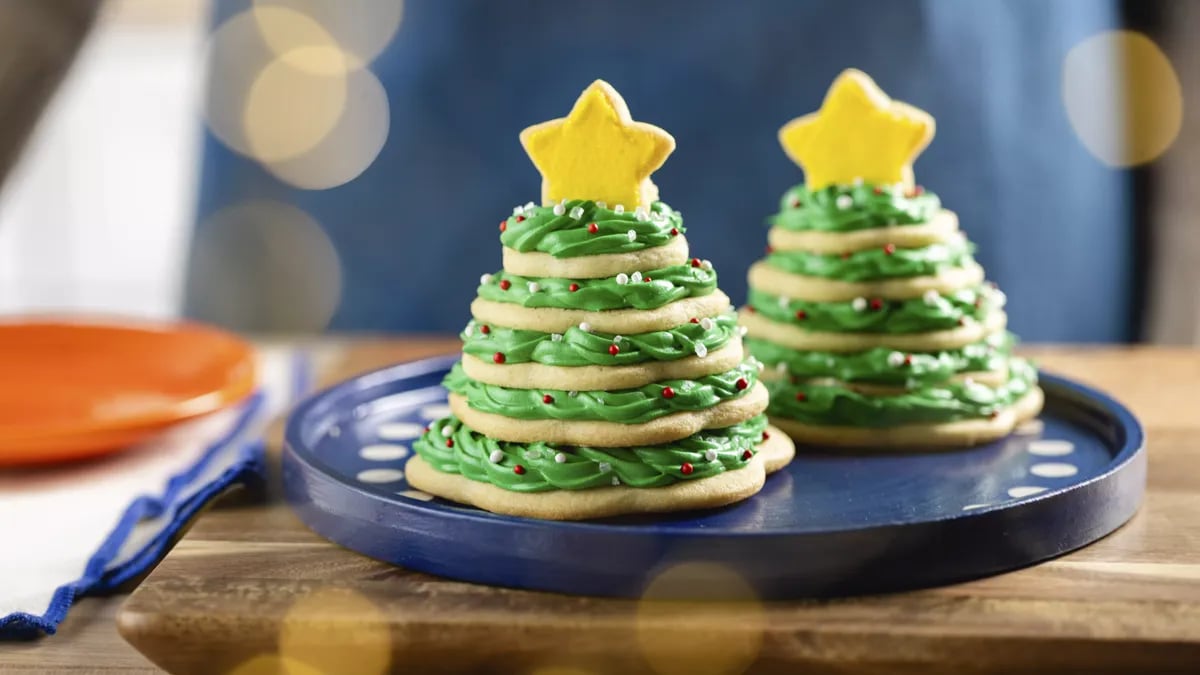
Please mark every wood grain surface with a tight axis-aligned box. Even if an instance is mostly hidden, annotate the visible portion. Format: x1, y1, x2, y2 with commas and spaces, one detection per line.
6, 341, 1200, 674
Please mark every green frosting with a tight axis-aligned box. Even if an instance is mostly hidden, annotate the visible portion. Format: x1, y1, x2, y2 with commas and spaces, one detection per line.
412, 415, 768, 492
747, 286, 997, 334
769, 183, 941, 232
444, 360, 759, 424
478, 264, 717, 311
766, 358, 1038, 427
746, 333, 1014, 386
500, 200, 683, 258
765, 239, 975, 281
462, 313, 739, 366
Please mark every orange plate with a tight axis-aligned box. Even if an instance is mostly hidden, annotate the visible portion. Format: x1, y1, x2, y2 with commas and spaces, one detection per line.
0, 319, 256, 466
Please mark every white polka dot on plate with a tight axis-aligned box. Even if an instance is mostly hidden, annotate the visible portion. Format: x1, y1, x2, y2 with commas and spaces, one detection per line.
356, 468, 405, 484
961, 503, 990, 511
1015, 419, 1044, 435
1007, 486, 1048, 498
377, 422, 425, 440
1028, 439, 1074, 456
359, 444, 409, 461
1030, 462, 1079, 478
398, 490, 434, 501
420, 404, 452, 420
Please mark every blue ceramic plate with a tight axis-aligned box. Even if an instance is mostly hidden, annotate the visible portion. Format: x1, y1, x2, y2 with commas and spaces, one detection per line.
283, 355, 1145, 599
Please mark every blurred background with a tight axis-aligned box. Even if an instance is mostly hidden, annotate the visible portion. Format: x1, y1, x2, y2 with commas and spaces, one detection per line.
0, 0, 1193, 343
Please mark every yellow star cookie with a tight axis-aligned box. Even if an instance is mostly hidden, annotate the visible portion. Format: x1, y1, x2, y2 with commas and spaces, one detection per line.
779, 69, 935, 190
520, 80, 675, 208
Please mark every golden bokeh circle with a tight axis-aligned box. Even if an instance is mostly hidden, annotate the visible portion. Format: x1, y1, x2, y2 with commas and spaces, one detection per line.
243, 47, 349, 163
1063, 30, 1183, 167
189, 200, 342, 332
279, 587, 392, 675
253, 0, 405, 70
635, 563, 765, 675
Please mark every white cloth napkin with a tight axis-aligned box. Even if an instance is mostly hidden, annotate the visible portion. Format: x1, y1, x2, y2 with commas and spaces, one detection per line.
0, 348, 309, 636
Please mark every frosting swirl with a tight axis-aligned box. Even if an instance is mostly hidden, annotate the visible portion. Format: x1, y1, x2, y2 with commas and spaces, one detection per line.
501, 200, 683, 258
444, 360, 760, 424
766, 358, 1037, 427
478, 264, 717, 311
747, 286, 998, 334
462, 313, 739, 366
769, 183, 941, 232
765, 239, 974, 281
413, 414, 767, 492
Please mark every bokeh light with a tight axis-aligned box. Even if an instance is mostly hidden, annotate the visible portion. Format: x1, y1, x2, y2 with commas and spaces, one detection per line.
635, 563, 765, 675
253, 0, 404, 71
279, 587, 392, 675
1063, 30, 1183, 167
243, 47, 348, 163
188, 201, 342, 332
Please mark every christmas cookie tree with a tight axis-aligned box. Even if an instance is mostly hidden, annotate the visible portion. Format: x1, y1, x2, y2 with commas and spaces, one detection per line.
741, 69, 1043, 448
409, 80, 794, 519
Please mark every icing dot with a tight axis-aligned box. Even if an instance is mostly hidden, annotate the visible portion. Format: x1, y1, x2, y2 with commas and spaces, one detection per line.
627, 229, 637, 242
378, 423, 425, 440
699, 317, 714, 331
1030, 462, 1079, 478
630, 271, 643, 283
1007, 486, 1047, 498
923, 290, 940, 305
836, 194, 854, 210
599, 462, 612, 473
569, 206, 584, 219
704, 449, 718, 462
527, 281, 540, 293
852, 297, 868, 312
480, 273, 492, 285
327, 426, 340, 438
992, 289, 1008, 308
359, 444, 408, 461
552, 203, 566, 216
615, 273, 630, 285
515, 215, 525, 222
1028, 439, 1074, 457
524, 201, 536, 211
762, 430, 770, 440
579, 322, 591, 333
551, 333, 563, 342
489, 450, 504, 463
356, 468, 405, 484
887, 352, 906, 367
554, 452, 567, 463
614, 204, 625, 214
853, 177, 864, 186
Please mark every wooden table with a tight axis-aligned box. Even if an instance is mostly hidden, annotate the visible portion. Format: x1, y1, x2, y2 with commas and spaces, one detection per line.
5, 342, 1200, 674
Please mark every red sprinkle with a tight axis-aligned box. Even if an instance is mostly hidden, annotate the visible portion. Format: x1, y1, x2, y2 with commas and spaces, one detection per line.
690, 317, 700, 324
542, 394, 554, 404
499, 221, 507, 232
762, 431, 771, 441
988, 411, 999, 420
516, 215, 526, 222
680, 462, 694, 475
568, 283, 580, 292
480, 324, 491, 334
493, 352, 506, 364
795, 310, 807, 320
904, 355, 913, 366
746, 306, 756, 313
765, 245, 774, 255
514, 465, 526, 475
795, 392, 807, 402
644, 276, 652, 282
735, 378, 749, 390
608, 344, 620, 356
445, 439, 454, 448
958, 317, 967, 326
841, 251, 852, 260
670, 228, 679, 236
742, 450, 754, 460
588, 222, 599, 234
791, 198, 801, 208
662, 387, 676, 399
913, 185, 925, 196
499, 279, 511, 290
873, 186, 884, 195
869, 298, 884, 311
424, 425, 430, 432
690, 258, 702, 268
883, 243, 896, 255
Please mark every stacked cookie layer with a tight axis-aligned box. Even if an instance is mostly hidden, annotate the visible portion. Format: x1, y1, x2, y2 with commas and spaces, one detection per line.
409, 197, 795, 519
741, 183, 1043, 447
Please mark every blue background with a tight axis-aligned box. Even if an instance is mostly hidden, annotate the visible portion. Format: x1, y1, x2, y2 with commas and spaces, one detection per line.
190, 0, 1134, 341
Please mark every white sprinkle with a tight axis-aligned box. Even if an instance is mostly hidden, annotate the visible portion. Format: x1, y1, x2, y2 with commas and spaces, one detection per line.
755, 359, 765, 373
778, 295, 790, 309
524, 201, 536, 211
569, 206, 584, 219
554, 452, 567, 463
887, 352, 906, 367
614, 204, 625, 214
550, 333, 563, 342
614, 335, 623, 343
852, 297, 868, 312
611, 476, 621, 486
513, 204, 525, 215
527, 281, 541, 293
568, 390, 578, 397
923, 289, 940, 305
699, 317, 714, 330
489, 450, 504, 463
836, 194, 854, 210
853, 177, 864, 186
480, 273, 492, 285
630, 271, 643, 283
552, 203, 566, 216
615, 273, 630, 285
526, 449, 541, 460
579, 322, 591, 333
599, 462, 612, 473
701, 259, 713, 270
705, 449, 718, 462
775, 362, 788, 374
596, 201, 607, 209
627, 229, 637, 242
463, 324, 472, 337
694, 343, 708, 358
440, 424, 454, 437
738, 325, 749, 336
634, 206, 649, 221
992, 289, 1008, 308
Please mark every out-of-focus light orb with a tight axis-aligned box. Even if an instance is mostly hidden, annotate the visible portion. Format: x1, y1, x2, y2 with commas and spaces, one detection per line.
279, 587, 391, 675
1063, 30, 1183, 167
243, 47, 349, 163
224, 654, 322, 675
189, 201, 342, 332
635, 563, 765, 675
253, 0, 404, 71
264, 66, 390, 190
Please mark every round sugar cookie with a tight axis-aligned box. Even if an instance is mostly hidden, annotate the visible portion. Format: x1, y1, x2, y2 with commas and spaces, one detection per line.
767, 210, 960, 254
748, 259, 984, 303
471, 290, 732, 334
502, 235, 689, 279
739, 306, 1006, 353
